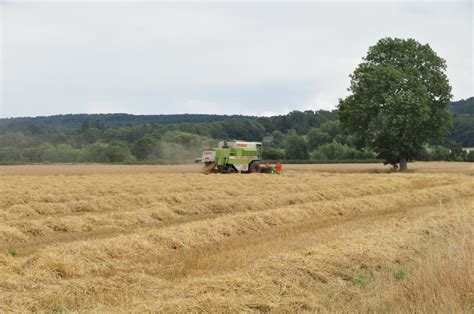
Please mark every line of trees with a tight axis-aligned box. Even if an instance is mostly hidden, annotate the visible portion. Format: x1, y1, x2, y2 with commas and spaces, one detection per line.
0, 103, 472, 164
0, 88, 474, 163
0, 129, 217, 164
0, 110, 338, 164
260, 122, 473, 163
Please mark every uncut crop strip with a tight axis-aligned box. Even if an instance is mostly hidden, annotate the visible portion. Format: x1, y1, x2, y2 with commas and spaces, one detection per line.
285, 162, 474, 174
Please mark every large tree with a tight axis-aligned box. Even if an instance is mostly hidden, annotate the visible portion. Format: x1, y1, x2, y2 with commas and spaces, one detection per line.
338, 38, 452, 171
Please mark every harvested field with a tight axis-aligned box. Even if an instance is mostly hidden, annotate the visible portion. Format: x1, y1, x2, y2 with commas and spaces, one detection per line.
1, 161, 472, 176
0, 164, 473, 312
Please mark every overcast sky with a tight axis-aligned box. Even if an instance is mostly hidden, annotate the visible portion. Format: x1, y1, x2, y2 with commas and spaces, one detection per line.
0, 0, 472, 118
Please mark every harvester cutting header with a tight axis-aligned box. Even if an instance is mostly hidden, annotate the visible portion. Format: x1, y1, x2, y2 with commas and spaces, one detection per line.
195, 141, 278, 174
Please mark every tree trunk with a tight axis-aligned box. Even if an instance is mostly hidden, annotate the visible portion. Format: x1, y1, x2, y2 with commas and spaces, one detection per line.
399, 156, 408, 172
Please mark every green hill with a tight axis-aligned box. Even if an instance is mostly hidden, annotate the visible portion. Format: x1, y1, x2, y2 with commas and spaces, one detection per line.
448, 98, 474, 147
0, 113, 255, 131
448, 97, 474, 114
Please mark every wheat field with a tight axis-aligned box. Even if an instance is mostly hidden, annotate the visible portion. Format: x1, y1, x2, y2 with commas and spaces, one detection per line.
0, 163, 473, 312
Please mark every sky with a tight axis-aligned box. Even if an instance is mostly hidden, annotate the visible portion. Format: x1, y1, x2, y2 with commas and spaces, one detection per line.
0, 0, 472, 118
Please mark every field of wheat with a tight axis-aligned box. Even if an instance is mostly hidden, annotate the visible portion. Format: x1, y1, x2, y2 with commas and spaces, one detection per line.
0, 163, 473, 312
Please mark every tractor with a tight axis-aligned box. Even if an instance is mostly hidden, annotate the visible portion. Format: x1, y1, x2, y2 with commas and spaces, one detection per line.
195, 141, 272, 174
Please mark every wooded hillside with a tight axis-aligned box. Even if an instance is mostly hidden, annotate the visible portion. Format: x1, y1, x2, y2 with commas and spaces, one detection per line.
0, 98, 472, 164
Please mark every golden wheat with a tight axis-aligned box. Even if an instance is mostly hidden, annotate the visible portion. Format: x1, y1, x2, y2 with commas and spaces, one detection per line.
0, 164, 472, 312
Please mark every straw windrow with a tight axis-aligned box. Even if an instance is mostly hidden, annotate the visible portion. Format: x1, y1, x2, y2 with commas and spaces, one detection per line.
0, 165, 472, 312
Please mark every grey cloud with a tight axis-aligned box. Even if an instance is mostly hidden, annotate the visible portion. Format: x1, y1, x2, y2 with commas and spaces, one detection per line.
1, 2, 472, 117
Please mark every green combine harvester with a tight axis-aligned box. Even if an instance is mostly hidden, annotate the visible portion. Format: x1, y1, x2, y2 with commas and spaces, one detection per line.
195, 141, 272, 174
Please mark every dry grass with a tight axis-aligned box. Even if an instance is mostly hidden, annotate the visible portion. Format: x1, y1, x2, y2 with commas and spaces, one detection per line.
387, 228, 473, 313
0, 163, 472, 312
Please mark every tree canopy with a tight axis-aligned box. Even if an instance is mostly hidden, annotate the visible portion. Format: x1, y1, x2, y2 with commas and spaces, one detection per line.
338, 38, 453, 171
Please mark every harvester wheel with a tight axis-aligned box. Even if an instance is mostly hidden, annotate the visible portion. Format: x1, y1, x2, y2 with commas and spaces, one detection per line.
249, 161, 261, 173
227, 166, 236, 174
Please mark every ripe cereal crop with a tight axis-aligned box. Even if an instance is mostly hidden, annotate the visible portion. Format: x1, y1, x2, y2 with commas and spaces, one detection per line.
0, 163, 472, 312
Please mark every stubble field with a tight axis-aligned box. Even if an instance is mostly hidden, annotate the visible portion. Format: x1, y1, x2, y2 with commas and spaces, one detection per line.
0, 162, 473, 312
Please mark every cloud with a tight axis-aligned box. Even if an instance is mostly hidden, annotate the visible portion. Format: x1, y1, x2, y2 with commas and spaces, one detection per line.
1, 1, 472, 117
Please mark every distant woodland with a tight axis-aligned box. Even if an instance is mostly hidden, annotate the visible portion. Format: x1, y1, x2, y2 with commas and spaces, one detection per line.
0, 98, 473, 164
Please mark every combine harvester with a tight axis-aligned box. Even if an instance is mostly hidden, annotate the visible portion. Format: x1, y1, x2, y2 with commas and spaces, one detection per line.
195, 141, 275, 174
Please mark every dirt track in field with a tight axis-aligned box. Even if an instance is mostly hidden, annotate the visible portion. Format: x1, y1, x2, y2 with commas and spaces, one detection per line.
0, 163, 472, 312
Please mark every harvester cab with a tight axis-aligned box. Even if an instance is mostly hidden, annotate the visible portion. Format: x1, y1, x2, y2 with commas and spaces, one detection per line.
196, 141, 264, 174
